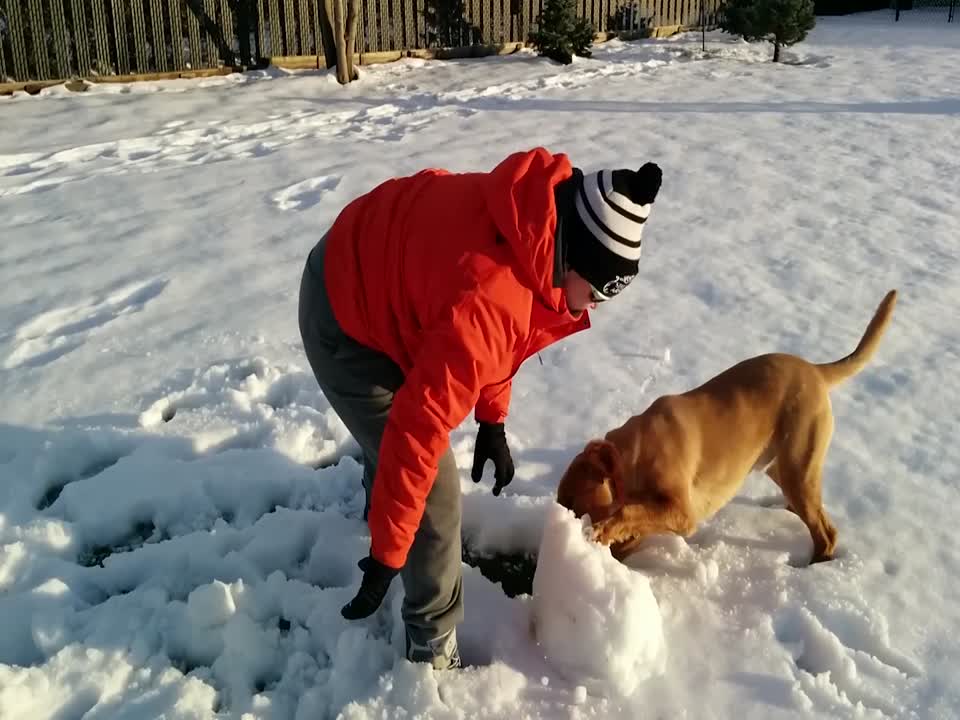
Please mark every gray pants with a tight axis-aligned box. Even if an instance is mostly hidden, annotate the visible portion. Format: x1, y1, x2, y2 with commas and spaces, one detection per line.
297, 235, 464, 645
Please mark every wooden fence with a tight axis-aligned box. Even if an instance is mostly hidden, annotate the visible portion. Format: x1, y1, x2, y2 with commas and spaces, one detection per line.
0, 0, 723, 84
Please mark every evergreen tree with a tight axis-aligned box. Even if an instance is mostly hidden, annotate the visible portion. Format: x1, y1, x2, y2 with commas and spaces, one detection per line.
424, 0, 482, 48
720, 0, 816, 62
531, 0, 595, 65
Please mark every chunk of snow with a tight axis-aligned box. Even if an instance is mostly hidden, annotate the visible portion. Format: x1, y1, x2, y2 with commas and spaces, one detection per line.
531, 504, 667, 698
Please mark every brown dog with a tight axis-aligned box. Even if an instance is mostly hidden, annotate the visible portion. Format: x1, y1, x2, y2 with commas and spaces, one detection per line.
557, 290, 898, 564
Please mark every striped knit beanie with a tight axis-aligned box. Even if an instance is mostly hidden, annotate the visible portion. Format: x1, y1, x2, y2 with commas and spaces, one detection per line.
563, 162, 662, 300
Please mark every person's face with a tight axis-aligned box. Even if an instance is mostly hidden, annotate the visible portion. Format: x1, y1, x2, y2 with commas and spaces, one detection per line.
562, 269, 605, 313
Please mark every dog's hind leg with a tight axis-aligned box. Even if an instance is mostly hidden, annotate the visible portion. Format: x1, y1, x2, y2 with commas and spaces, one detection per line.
776, 411, 839, 564
764, 461, 797, 514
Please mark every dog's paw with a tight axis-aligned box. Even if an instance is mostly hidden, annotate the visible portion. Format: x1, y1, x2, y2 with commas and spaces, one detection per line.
586, 521, 606, 544
590, 518, 609, 543
592, 515, 626, 546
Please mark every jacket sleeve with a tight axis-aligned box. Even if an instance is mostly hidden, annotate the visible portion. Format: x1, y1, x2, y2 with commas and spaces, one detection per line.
475, 379, 512, 424
367, 288, 519, 570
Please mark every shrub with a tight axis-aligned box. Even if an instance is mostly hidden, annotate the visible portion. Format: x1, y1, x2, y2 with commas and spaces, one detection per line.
531, 0, 595, 65
720, 0, 816, 62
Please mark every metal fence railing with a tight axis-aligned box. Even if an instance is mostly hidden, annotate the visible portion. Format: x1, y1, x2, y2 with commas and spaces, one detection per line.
894, 0, 957, 21
0, 0, 722, 84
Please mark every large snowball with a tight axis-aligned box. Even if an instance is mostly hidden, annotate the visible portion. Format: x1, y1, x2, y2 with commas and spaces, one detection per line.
530, 504, 667, 698
187, 580, 237, 628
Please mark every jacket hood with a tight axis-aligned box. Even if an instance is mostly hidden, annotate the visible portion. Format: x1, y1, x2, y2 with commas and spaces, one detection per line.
482, 148, 577, 315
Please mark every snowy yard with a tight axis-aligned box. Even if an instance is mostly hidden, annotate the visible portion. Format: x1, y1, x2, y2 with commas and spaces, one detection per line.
1, 11, 959, 719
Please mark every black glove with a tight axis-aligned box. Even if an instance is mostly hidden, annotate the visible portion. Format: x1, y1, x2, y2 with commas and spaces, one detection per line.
340, 555, 400, 620
471, 421, 515, 496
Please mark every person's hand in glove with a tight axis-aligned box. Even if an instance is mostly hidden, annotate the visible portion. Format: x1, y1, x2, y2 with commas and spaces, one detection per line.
340, 555, 399, 620
471, 421, 515, 496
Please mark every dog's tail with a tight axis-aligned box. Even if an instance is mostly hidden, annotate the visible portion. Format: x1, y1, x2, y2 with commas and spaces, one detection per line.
816, 289, 898, 389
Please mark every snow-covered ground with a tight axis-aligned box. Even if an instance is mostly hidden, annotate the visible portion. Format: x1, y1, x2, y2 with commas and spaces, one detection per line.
2, 11, 959, 719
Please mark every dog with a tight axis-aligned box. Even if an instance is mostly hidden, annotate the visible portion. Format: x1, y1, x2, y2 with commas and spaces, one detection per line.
557, 290, 898, 564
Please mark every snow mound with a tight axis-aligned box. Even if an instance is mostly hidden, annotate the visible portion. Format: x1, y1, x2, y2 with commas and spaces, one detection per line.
530, 504, 667, 698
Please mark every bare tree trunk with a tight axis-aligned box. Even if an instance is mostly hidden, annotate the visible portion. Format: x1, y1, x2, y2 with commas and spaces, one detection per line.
333, 0, 348, 82
333, 0, 360, 83
772, 39, 781, 62
320, 0, 338, 69
345, 0, 359, 79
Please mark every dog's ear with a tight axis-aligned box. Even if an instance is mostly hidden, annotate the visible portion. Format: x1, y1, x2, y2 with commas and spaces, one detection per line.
584, 440, 619, 480
556, 475, 574, 510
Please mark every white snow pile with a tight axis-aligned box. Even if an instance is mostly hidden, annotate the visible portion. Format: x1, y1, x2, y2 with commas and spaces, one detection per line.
531, 504, 667, 698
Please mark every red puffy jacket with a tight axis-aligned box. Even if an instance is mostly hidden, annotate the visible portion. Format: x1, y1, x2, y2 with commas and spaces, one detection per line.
324, 147, 591, 569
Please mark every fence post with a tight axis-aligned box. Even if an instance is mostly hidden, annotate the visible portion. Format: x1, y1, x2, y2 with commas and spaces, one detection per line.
27, 0, 50, 79
71, 0, 93, 76
237, 0, 254, 66
111, 0, 131, 74
700, 0, 704, 51
168, 0, 186, 70
131, 0, 151, 72
7, 0, 30, 81
186, 0, 204, 69
150, 0, 170, 72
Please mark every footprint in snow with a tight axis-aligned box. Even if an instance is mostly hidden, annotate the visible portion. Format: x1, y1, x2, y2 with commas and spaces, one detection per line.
270, 175, 341, 212
154, 119, 191, 135
34, 433, 137, 511
137, 356, 352, 473
3, 278, 168, 370
774, 601, 922, 717
37, 453, 128, 511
